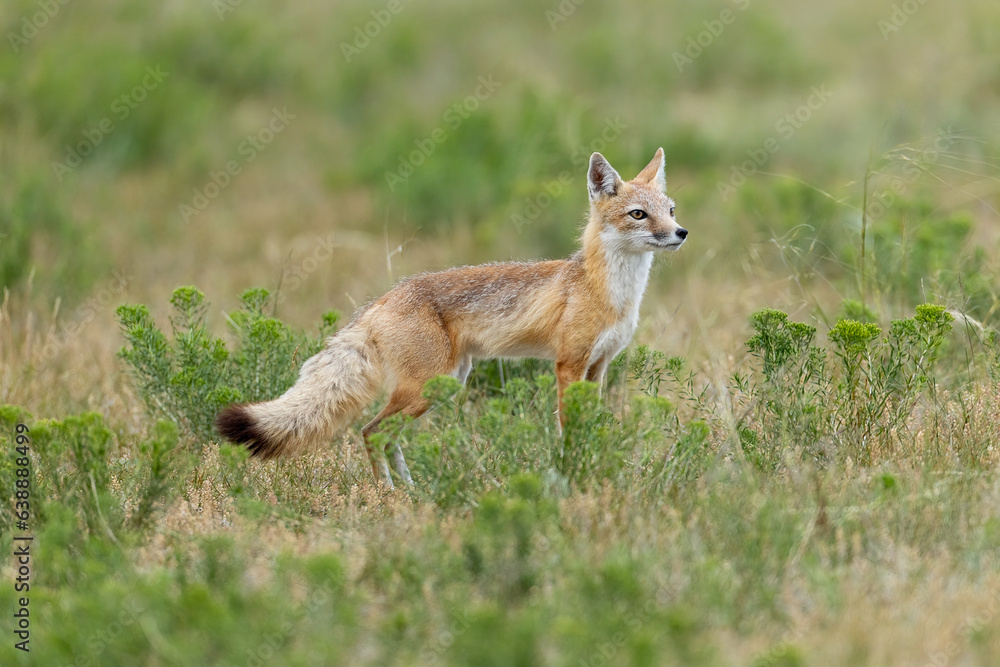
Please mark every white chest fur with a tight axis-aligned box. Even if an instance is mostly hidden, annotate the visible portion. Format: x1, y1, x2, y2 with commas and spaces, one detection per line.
588, 237, 654, 367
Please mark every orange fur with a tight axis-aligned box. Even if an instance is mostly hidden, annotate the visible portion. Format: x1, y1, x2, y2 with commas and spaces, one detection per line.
215, 148, 687, 487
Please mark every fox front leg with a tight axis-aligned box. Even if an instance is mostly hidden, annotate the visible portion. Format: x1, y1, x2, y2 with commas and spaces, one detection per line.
555, 357, 588, 435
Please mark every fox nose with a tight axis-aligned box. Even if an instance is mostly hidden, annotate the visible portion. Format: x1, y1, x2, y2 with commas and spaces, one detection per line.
676, 228, 688, 239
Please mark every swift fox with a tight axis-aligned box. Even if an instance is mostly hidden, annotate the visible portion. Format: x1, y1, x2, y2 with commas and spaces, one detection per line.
216, 148, 687, 486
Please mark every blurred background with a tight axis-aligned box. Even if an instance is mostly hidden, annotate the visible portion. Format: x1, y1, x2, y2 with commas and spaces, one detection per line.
2, 0, 998, 418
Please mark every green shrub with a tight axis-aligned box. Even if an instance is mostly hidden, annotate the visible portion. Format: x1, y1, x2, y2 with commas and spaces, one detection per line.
738, 305, 954, 467
407, 363, 709, 506
466, 357, 554, 399
116, 286, 339, 442
0, 407, 183, 538
829, 305, 953, 462
462, 480, 556, 604
839, 298, 878, 324
739, 308, 828, 469
560, 381, 627, 487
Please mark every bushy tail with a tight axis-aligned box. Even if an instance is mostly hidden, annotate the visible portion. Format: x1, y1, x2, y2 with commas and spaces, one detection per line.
215, 327, 381, 459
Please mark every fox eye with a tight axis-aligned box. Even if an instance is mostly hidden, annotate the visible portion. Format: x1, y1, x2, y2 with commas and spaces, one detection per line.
669, 206, 676, 217
628, 210, 647, 220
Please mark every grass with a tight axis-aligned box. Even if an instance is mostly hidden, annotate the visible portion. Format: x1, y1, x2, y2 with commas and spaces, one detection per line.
2, 0, 1000, 664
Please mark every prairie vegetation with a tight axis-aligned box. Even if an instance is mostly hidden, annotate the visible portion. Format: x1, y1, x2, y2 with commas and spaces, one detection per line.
2, 0, 1000, 664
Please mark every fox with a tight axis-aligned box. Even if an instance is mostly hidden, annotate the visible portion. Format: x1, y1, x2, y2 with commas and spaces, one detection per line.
215, 148, 687, 487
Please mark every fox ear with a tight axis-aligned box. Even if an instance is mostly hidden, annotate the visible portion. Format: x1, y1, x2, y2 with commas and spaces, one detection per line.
635, 147, 666, 191
588, 152, 622, 202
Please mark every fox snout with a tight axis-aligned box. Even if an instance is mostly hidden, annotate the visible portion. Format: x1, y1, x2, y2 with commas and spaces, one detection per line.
651, 226, 687, 250
653, 227, 688, 242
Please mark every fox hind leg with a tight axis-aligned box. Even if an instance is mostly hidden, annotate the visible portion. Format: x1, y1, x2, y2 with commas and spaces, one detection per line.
453, 355, 473, 385
391, 443, 414, 485
585, 356, 610, 397
362, 400, 399, 487
372, 354, 467, 486
374, 455, 393, 488
361, 384, 430, 487
361, 306, 453, 486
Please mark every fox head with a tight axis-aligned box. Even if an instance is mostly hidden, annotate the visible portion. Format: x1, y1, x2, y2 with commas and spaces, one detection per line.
586, 148, 687, 253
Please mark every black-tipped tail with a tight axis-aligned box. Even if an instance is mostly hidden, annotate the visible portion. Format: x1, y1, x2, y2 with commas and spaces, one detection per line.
215, 404, 280, 459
